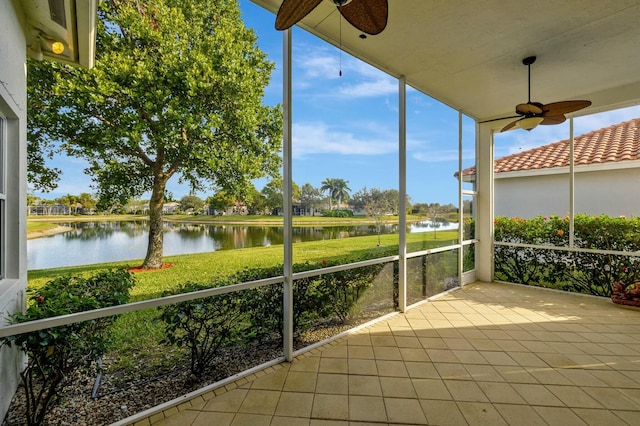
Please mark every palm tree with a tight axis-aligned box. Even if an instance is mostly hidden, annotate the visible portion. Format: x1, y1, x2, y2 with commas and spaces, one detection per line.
320, 178, 336, 210
332, 178, 351, 209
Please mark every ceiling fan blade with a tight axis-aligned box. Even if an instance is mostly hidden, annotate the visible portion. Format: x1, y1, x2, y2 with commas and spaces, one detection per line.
542, 100, 592, 116
500, 119, 520, 132
275, 0, 323, 30
540, 115, 567, 125
339, 0, 388, 35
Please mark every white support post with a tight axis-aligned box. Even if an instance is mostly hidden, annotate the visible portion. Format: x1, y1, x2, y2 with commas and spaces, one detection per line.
457, 112, 463, 281
398, 76, 407, 312
569, 118, 575, 248
475, 122, 494, 282
282, 29, 294, 361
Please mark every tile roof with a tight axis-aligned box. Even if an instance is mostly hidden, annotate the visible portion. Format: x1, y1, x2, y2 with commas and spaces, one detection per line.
460, 117, 640, 176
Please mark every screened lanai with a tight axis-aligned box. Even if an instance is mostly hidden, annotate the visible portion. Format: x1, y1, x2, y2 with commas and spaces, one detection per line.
2, 1, 640, 425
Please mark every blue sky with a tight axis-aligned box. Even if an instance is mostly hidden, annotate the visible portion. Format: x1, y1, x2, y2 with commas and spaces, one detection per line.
32, 0, 640, 206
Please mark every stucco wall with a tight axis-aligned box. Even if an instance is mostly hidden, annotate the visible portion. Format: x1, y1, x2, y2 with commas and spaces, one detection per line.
495, 167, 640, 218
0, 0, 28, 420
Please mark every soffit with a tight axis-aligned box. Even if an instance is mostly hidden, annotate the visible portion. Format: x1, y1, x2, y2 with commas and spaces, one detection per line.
251, 0, 640, 123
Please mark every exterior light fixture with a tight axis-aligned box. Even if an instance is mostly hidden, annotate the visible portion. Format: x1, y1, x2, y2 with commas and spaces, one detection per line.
51, 41, 65, 55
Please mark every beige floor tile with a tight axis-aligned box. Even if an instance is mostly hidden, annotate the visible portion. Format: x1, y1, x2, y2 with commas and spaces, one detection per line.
270, 416, 310, 426
347, 334, 372, 346
468, 338, 502, 351
394, 336, 421, 348
419, 337, 448, 349
348, 395, 387, 423
154, 410, 199, 426
614, 410, 640, 425
573, 408, 629, 426
494, 365, 538, 383
191, 411, 234, 426
319, 357, 348, 374
283, 371, 318, 393
537, 352, 582, 368
494, 403, 547, 425
251, 367, 289, 390
494, 339, 528, 352
444, 380, 489, 402
443, 337, 475, 350
479, 351, 518, 366
476, 381, 526, 404
370, 335, 397, 347
527, 368, 573, 385
589, 370, 640, 388
457, 401, 508, 425
384, 398, 428, 424
508, 351, 549, 367
309, 420, 348, 426
559, 369, 608, 387
412, 378, 451, 400
311, 394, 349, 420
434, 362, 472, 380
230, 413, 271, 426
399, 347, 429, 362
405, 361, 440, 379
376, 360, 409, 377
512, 383, 565, 406
426, 348, 457, 363
380, 376, 417, 398
238, 389, 280, 415
348, 359, 378, 376
546, 385, 604, 408
534, 406, 588, 425
349, 375, 383, 396
321, 344, 348, 358
464, 364, 506, 382
373, 346, 403, 360
290, 356, 320, 372
419, 399, 467, 425
452, 349, 488, 364
274, 392, 314, 418
347, 345, 374, 360
202, 388, 248, 413
315, 373, 348, 395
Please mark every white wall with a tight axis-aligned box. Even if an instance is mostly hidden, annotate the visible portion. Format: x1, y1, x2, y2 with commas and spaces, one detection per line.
0, 0, 28, 419
495, 167, 640, 218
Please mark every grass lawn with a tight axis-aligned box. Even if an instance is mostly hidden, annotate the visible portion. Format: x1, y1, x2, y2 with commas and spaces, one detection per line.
26, 221, 60, 233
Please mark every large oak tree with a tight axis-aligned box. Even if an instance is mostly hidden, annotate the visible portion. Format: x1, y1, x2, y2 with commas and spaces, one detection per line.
27, 0, 282, 268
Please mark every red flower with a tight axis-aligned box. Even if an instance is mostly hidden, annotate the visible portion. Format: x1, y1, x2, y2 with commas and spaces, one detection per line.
557, 229, 564, 236
321, 259, 327, 266
623, 266, 629, 273
36, 296, 45, 303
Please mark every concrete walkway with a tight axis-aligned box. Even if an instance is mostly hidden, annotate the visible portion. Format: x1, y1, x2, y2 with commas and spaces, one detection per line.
137, 282, 640, 425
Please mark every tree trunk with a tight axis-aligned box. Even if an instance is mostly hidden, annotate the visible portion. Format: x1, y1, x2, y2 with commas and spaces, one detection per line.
142, 176, 167, 269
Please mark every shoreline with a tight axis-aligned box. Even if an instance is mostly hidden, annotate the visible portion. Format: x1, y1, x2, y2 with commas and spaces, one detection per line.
26, 225, 72, 240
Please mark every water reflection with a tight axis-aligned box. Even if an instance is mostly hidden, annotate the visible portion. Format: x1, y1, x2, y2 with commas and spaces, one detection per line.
27, 221, 399, 270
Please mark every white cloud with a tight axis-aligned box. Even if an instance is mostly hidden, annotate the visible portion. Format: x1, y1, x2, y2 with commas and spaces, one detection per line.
292, 121, 396, 157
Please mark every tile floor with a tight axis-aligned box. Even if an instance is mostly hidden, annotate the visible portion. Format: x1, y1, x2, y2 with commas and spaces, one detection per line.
141, 282, 640, 425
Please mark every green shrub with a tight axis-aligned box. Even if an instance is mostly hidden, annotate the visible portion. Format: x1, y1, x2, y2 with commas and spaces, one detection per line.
494, 215, 640, 296
0, 269, 135, 426
158, 282, 248, 377
322, 209, 354, 218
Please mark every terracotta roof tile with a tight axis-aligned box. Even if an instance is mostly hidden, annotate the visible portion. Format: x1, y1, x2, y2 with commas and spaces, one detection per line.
459, 117, 640, 177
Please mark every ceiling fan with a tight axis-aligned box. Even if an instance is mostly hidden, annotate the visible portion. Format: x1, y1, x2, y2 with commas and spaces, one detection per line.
275, 0, 388, 35
486, 56, 591, 132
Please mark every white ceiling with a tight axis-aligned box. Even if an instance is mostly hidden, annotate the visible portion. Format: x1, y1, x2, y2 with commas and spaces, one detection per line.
251, 0, 640, 123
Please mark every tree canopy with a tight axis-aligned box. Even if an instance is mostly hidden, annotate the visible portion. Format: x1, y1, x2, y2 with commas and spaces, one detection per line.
27, 0, 282, 268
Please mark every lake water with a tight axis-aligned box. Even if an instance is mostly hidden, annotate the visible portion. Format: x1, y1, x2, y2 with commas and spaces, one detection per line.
27, 220, 457, 270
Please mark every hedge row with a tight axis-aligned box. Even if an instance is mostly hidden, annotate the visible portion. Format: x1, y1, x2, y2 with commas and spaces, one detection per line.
494, 214, 640, 296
